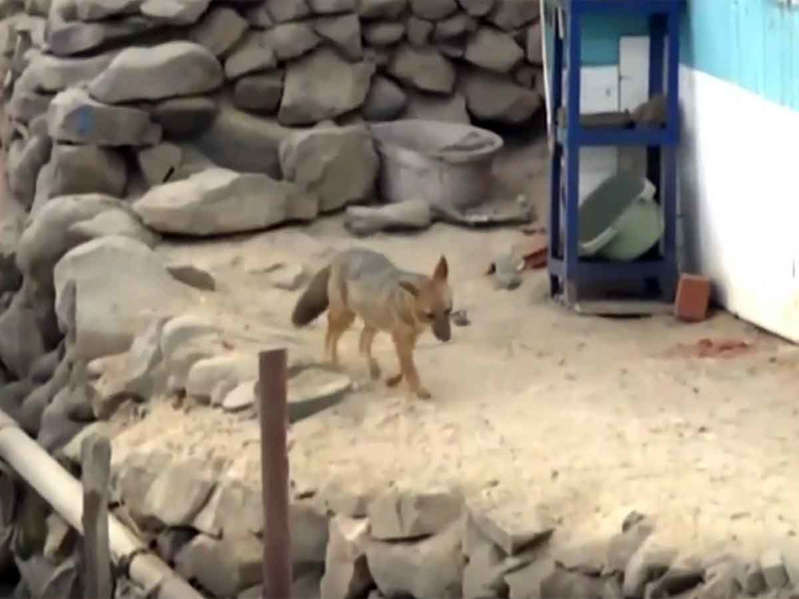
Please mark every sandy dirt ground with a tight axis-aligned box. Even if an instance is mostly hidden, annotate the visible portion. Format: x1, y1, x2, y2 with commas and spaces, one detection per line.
110, 135, 799, 561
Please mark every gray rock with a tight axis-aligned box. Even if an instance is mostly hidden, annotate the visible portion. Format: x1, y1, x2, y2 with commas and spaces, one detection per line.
389, 44, 455, 94
540, 566, 605, 599
514, 63, 536, 88
526, 21, 542, 64
6, 88, 51, 122
156, 527, 196, 564
140, 458, 216, 528
622, 539, 677, 598
760, 548, 789, 589
266, 22, 320, 61
505, 557, 557, 599
279, 123, 378, 212
266, 0, 311, 22
46, 16, 157, 57
244, 4, 273, 28
363, 21, 405, 46
406, 15, 433, 46
193, 479, 262, 538
233, 72, 283, 114
0, 379, 36, 423
461, 66, 542, 123
167, 264, 215, 291
48, 87, 162, 146
137, 142, 182, 187
224, 31, 277, 79
279, 47, 375, 126
159, 315, 223, 392
458, 0, 495, 16
15, 51, 117, 94
368, 489, 462, 540
467, 502, 553, 555
89, 42, 223, 103
486, 0, 538, 30
150, 95, 217, 137
366, 524, 464, 598
188, 7, 248, 57
308, 0, 355, 14
363, 46, 391, 70
185, 352, 257, 401
67, 207, 159, 248
74, 0, 140, 20
409, 0, 457, 20
345, 199, 431, 236
44, 144, 127, 199
320, 516, 372, 599
30, 346, 62, 384
435, 12, 477, 39
439, 38, 466, 58
606, 515, 654, 572
696, 560, 741, 599
404, 90, 470, 123
465, 27, 524, 72
362, 74, 407, 121
140, 0, 210, 25
176, 533, 262, 598
313, 14, 362, 60
53, 235, 192, 361
134, 168, 318, 235
359, 0, 406, 19
7, 133, 51, 207
462, 538, 507, 599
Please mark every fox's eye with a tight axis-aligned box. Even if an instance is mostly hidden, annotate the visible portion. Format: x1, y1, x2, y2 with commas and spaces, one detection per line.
444, 307, 452, 315
424, 311, 434, 320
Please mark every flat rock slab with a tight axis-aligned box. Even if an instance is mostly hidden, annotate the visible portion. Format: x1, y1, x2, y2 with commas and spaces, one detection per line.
279, 47, 374, 126
279, 124, 379, 212
368, 489, 463, 540
467, 500, 554, 555
133, 168, 318, 236
389, 44, 455, 94
89, 41, 223, 103
48, 87, 161, 146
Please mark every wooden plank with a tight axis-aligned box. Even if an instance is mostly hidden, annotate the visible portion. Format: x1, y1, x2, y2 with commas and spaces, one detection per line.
259, 348, 291, 599
81, 433, 112, 599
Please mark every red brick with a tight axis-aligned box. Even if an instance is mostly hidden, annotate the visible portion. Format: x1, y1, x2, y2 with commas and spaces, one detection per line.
674, 274, 711, 322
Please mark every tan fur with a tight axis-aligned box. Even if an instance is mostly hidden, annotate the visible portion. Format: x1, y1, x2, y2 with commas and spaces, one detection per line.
291, 249, 453, 399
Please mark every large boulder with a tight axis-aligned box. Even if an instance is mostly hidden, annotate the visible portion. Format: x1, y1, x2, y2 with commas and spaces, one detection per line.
464, 27, 524, 73
188, 7, 248, 57
232, 72, 283, 115
192, 102, 291, 176
52, 235, 193, 360
7, 133, 51, 207
88, 42, 223, 103
312, 14, 362, 61
41, 144, 127, 199
486, 0, 539, 30
139, 0, 211, 25
14, 50, 117, 94
460, 66, 541, 123
47, 87, 162, 146
224, 31, 278, 79
176, 534, 262, 598
133, 168, 318, 236
389, 44, 455, 94
279, 124, 378, 213
279, 47, 374, 126
265, 22, 320, 61
46, 16, 157, 57
149, 95, 218, 137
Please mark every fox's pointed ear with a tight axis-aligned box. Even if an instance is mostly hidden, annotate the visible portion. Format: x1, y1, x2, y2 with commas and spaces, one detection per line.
399, 280, 419, 297
433, 255, 448, 281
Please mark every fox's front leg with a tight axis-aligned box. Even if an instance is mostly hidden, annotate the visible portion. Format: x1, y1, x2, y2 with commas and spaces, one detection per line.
390, 331, 430, 399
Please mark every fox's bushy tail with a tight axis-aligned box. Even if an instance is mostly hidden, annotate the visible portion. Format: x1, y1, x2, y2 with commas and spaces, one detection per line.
291, 265, 331, 327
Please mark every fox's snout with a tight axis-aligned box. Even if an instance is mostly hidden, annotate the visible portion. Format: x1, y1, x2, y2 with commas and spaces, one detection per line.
432, 316, 451, 342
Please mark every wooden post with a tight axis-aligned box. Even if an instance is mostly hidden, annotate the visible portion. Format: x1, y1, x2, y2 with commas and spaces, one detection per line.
259, 349, 291, 599
81, 433, 112, 599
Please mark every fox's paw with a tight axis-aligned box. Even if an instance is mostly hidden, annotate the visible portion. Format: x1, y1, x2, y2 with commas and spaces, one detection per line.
386, 373, 402, 387
415, 387, 432, 400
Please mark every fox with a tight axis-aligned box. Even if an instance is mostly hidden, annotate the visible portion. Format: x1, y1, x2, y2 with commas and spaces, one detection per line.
291, 249, 453, 399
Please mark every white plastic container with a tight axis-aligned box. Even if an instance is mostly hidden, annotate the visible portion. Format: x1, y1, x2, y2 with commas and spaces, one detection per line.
369, 120, 504, 211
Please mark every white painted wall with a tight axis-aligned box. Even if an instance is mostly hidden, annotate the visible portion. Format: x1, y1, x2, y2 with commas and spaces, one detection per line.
678, 65, 799, 342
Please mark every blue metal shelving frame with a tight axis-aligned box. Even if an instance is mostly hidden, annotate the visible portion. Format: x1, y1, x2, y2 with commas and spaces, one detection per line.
546, 0, 686, 306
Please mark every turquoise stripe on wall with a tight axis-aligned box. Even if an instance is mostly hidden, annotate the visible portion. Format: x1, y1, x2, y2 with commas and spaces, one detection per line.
575, 1, 799, 110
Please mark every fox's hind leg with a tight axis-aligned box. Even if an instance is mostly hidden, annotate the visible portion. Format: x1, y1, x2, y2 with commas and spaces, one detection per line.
359, 326, 381, 379
325, 306, 355, 367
